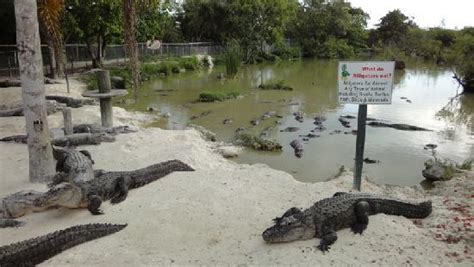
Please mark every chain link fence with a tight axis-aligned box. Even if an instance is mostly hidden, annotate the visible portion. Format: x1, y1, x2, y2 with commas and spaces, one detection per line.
0, 42, 222, 77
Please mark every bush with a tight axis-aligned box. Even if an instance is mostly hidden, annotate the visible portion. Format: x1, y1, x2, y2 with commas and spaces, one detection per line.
258, 80, 293, 91
449, 34, 474, 91
272, 43, 301, 60
179, 56, 202, 70
223, 40, 242, 78
198, 90, 240, 102
319, 37, 355, 59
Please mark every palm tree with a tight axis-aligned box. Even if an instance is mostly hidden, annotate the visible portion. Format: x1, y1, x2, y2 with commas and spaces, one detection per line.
37, 0, 65, 78
122, 0, 141, 96
122, 0, 160, 95
14, 0, 55, 182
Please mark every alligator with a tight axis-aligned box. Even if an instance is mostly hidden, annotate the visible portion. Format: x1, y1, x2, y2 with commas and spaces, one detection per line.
290, 139, 303, 158
0, 223, 126, 266
0, 132, 116, 147
33, 160, 194, 215
262, 192, 432, 252
72, 124, 137, 135
51, 147, 95, 186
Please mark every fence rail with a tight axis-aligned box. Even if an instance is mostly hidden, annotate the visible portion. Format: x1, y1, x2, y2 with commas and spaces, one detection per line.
0, 42, 222, 77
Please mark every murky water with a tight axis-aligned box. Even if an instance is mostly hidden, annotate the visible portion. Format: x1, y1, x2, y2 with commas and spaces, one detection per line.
118, 60, 473, 186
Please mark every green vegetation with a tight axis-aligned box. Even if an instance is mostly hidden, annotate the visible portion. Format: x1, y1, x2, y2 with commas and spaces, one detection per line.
2, 0, 472, 91
235, 133, 282, 151
222, 40, 242, 77
258, 80, 293, 91
449, 32, 474, 92
198, 91, 240, 102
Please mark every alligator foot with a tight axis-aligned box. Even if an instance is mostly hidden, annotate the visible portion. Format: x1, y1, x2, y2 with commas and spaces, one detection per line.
317, 230, 337, 253
351, 223, 367, 234
87, 195, 104, 215
353, 200, 369, 235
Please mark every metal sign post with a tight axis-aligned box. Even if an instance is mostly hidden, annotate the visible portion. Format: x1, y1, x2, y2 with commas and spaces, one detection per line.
338, 61, 395, 190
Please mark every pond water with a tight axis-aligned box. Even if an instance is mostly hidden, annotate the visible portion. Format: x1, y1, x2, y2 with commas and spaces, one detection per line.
118, 59, 473, 186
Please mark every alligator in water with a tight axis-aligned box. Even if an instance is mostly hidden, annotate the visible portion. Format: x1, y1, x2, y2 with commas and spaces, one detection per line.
0, 223, 126, 266
262, 192, 432, 252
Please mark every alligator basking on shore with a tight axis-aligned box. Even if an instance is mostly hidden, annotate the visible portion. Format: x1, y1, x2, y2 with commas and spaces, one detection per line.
262, 192, 432, 252
0, 160, 194, 221
0, 223, 126, 266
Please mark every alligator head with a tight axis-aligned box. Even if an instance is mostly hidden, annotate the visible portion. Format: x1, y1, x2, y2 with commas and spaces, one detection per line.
262, 207, 315, 243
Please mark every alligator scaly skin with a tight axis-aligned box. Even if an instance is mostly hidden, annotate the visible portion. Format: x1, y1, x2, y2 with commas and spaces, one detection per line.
262, 192, 432, 252
0, 223, 126, 266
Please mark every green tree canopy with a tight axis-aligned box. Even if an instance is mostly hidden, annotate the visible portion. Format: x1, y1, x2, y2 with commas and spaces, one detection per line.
64, 0, 123, 67
375, 9, 415, 45
289, 0, 368, 58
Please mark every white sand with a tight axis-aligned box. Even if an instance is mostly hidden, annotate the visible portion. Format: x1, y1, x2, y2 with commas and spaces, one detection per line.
0, 78, 472, 266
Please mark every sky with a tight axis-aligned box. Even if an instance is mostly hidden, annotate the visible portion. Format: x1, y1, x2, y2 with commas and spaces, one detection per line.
348, 0, 473, 29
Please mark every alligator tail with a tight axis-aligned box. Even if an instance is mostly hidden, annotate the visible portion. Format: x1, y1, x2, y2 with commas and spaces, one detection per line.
371, 199, 432, 219
0, 223, 127, 266
131, 159, 195, 188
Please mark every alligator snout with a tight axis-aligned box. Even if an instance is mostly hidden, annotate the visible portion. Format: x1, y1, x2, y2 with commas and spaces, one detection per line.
262, 229, 272, 242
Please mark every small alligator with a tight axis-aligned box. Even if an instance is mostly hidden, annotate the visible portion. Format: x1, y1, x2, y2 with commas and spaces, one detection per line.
0, 223, 126, 266
262, 192, 432, 252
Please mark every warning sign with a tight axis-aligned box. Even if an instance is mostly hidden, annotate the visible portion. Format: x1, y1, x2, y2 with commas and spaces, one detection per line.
338, 61, 395, 104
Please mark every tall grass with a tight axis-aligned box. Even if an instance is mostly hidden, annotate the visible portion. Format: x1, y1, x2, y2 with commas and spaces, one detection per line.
223, 40, 242, 78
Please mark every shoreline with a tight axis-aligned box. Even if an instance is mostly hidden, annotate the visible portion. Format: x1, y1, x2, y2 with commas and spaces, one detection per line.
0, 77, 472, 266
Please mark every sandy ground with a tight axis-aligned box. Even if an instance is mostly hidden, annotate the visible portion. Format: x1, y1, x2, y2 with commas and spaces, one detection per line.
0, 78, 472, 266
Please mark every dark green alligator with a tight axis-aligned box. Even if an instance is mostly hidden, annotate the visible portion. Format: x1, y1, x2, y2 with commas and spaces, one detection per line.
262, 192, 432, 252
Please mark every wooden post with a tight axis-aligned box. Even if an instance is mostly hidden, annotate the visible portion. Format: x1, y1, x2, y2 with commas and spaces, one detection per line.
96, 70, 113, 127
62, 107, 73, 135
353, 104, 367, 191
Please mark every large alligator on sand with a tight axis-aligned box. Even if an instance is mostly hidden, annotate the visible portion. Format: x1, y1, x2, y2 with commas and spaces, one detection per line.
1, 160, 194, 219
0, 223, 126, 266
262, 192, 432, 252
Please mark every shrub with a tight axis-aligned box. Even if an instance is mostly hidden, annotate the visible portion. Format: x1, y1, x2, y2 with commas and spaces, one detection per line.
273, 43, 301, 60
258, 80, 293, 91
198, 90, 240, 102
222, 40, 242, 78
179, 56, 202, 70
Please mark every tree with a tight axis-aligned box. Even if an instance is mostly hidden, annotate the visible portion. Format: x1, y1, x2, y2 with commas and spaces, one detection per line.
137, 1, 182, 43
179, 0, 228, 43
450, 32, 474, 93
288, 0, 368, 58
64, 0, 123, 68
225, 0, 298, 62
122, 0, 141, 95
14, 0, 55, 182
38, 0, 66, 78
375, 9, 415, 46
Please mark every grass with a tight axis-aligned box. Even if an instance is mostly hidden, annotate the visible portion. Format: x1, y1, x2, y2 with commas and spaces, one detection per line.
198, 91, 240, 102
258, 80, 293, 91
223, 40, 242, 78
235, 133, 282, 151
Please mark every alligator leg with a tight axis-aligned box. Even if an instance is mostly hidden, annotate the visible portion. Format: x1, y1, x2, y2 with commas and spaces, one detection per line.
0, 218, 25, 228
351, 200, 369, 234
317, 228, 338, 252
87, 195, 104, 215
110, 176, 129, 204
